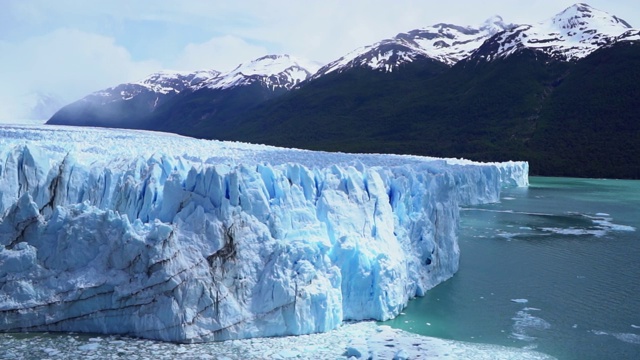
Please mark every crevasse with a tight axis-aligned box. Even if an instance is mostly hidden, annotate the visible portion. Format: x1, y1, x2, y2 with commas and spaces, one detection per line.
0, 127, 528, 343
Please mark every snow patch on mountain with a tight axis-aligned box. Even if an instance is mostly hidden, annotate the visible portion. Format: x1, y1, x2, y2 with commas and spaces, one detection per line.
474, 3, 634, 61
312, 16, 515, 78
0, 125, 528, 342
616, 29, 640, 42
206, 55, 321, 91
136, 69, 222, 94
405, 16, 515, 65
79, 55, 319, 108
90, 69, 221, 107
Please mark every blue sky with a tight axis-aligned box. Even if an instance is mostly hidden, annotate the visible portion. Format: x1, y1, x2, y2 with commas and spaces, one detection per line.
0, 0, 638, 116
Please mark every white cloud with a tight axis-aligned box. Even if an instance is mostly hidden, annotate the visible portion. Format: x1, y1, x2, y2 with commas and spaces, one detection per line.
173, 35, 269, 72
19, 28, 160, 98
0, 28, 161, 120
166, 0, 640, 65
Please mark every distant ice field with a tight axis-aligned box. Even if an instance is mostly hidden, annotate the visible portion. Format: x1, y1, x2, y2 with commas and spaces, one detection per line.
0, 124, 523, 170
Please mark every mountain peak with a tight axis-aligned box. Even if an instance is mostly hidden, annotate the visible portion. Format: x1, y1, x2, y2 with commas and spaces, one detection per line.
138, 69, 221, 89
228, 54, 320, 77
470, 3, 635, 62
312, 17, 516, 78
551, 3, 632, 31
207, 54, 321, 91
122, 69, 221, 97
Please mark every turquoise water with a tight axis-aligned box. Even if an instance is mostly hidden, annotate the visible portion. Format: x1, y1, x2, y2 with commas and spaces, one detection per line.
385, 177, 640, 360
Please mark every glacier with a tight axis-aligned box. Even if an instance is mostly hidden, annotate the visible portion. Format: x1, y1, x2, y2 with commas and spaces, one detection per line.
0, 125, 528, 343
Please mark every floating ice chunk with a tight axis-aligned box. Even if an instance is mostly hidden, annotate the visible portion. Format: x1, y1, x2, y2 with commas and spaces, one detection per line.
592, 220, 636, 232
612, 333, 640, 344
43, 348, 61, 356
610, 224, 636, 231
592, 330, 640, 345
276, 349, 300, 358
541, 227, 607, 237
587, 214, 635, 232
498, 232, 520, 239
511, 309, 551, 342
345, 339, 368, 358
394, 349, 410, 360
78, 343, 101, 351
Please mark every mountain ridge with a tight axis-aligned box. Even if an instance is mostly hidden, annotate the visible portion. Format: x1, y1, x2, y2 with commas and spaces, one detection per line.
48, 54, 320, 128
46, 3, 640, 178
309, 15, 516, 79
469, 3, 634, 62
48, 3, 636, 114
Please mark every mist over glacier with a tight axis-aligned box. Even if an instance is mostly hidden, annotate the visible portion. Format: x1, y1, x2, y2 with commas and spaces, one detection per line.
0, 125, 527, 342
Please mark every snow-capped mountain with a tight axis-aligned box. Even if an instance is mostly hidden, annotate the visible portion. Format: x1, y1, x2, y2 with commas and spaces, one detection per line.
87, 69, 220, 107
47, 54, 320, 128
471, 3, 635, 61
206, 54, 322, 91
47, 70, 221, 126
84, 54, 319, 105
49, 3, 637, 121
135, 69, 221, 94
311, 16, 515, 79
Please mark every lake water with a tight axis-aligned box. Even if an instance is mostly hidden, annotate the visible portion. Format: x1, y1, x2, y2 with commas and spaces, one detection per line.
385, 177, 640, 360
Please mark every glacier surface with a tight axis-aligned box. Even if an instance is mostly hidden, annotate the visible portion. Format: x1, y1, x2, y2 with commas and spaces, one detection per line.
0, 125, 528, 342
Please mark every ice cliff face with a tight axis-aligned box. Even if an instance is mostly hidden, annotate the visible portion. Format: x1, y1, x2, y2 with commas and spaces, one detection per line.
0, 125, 528, 342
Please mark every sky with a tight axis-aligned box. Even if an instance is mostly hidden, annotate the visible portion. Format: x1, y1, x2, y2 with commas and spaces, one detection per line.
0, 0, 638, 119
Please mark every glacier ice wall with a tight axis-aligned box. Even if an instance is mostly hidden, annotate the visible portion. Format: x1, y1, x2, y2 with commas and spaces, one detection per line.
0, 126, 528, 342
